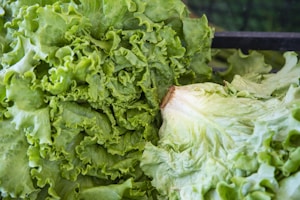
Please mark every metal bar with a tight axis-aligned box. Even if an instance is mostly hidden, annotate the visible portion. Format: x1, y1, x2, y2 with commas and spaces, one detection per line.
212, 31, 300, 51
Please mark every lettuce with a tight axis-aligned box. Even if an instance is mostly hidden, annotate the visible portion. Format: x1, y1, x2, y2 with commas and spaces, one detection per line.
0, 0, 213, 199
221, 50, 300, 98
140, 52, 300, 199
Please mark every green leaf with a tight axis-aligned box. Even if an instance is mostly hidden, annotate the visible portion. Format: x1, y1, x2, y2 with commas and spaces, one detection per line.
276, 171, 300, 200
219, 50, 272, 82
0, 120, 38, 199
79, 178, 133, 200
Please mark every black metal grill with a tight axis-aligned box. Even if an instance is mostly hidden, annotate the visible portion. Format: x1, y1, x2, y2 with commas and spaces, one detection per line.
212, 31, 300, 52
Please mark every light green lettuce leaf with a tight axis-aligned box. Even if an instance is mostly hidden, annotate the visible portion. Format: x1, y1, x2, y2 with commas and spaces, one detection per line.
78, 0, 136, 38
79, 178, 133, 200
228, 51, 300, 98
0, 120, 38, 199
217, 163, 278, 200
5, 73, 45, 110
219, 50, 272, 82
276, 171, 300, 200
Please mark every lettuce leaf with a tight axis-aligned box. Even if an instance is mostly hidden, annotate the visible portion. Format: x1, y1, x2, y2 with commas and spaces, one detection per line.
227, 51, 300, 98
0, 0, 213, 198
0, 120, 38, 199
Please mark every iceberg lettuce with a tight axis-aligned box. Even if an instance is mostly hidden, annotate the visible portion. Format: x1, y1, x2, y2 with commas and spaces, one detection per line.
140, 52, 300, 199
0, 0, 213, 199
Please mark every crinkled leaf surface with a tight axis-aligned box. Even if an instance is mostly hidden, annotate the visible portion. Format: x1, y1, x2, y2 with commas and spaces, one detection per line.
0, 0, 213, 198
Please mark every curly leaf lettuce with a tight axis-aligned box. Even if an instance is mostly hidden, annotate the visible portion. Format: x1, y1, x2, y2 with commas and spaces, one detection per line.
140, 52, 300, 199
0, 0, 213, 199
226, 51, 300, 98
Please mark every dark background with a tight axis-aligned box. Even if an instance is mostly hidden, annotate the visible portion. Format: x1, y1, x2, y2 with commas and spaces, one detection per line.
184, 0, 300, 32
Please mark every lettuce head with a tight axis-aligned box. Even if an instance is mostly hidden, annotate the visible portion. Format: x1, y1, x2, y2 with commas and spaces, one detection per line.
140, 51, 300, 200
0, 0, 213, 199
